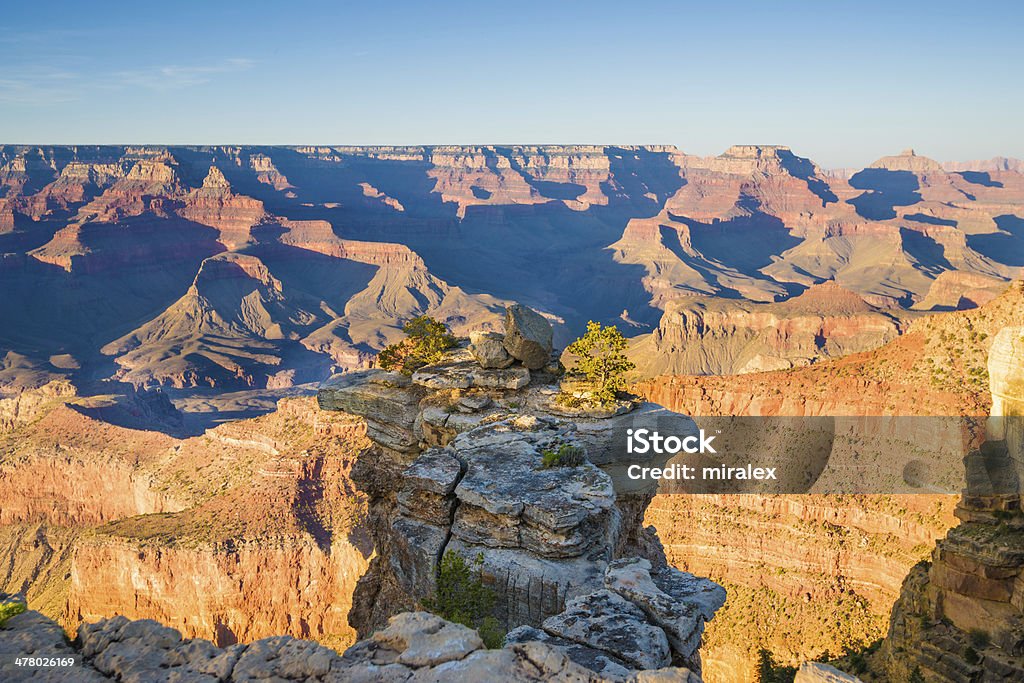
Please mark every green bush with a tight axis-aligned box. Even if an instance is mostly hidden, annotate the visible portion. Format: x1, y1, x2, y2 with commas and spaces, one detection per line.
756, 649, 797, 682
423, 551, 505, 649
540, 443, 585, 468
560, 321, 635, 404
0, 600, 26, 627
377, 316, 457, 375
968, 627, 991, 648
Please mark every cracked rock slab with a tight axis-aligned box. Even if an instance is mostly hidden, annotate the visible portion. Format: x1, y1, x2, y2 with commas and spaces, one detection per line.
540, 589, 671, 670
604, 558, 725, 658
505, 625, 633, 680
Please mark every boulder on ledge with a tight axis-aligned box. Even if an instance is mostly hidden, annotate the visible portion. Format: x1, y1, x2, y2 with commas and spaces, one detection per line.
503, 304, 553, 370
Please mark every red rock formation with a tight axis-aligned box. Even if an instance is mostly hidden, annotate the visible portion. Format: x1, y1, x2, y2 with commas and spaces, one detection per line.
178, 166, 266, 250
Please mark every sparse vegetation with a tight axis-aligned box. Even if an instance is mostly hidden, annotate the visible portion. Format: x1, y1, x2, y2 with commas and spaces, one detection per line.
0, 600, 26, 627
558, 321, 635, 405
756, 648, 797, 682
540, 443, 585, 468
968, 627, 990, 649
423, 551, 505, 649
377, 316, 457, 375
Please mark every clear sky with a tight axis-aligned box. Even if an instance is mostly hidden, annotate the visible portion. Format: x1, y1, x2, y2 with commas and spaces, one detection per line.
2, 0, 1021, 168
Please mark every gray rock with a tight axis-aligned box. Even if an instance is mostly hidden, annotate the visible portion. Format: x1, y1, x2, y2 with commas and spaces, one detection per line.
627, 668, 703, 683
406, 641, 607, 683
371, 612, 483, 668
445, 539, 607, 628
541, 590, 671, 670
1, 609, 109, 682
794, 662, 864, 682
503, 305, 553, 370
469, 331, 514, 369
403, 449, 463, 495
505, 626, 633, 679
318, 370, 425, 453
397, 448, 463, 525
604, 558, 724, 659
390, 517, 449, 600
458, 393, 493, 412
571, 403, 700, 467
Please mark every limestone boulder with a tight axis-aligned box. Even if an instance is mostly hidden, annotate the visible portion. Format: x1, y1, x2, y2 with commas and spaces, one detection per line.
540, 589, 671, 670
503, 304, 553, 370
604, 558, 725, 660
469, 331, 514, 369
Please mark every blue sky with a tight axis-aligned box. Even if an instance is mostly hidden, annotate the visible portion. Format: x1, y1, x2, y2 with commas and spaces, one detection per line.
2, 1, 1021, 168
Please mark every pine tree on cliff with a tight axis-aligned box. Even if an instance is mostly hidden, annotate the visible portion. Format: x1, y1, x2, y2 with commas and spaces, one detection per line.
562, 321, 635, 404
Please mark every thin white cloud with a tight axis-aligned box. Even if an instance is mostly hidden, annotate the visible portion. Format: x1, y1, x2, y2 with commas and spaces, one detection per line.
0, 58, 256, 105
112, 58, 255, 90
0, 67, 79, 105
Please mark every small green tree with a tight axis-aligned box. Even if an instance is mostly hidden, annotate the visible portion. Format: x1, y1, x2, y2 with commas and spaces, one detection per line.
756, 649, 797, 683
562, 321, 635, 403
908, 666, 925, 683
0, 600, 26, 627
377, 316, 457, 375
423, 551, 504, 648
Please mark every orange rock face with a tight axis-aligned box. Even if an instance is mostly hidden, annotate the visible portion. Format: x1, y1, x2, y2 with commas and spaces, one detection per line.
0, 394, 371, 649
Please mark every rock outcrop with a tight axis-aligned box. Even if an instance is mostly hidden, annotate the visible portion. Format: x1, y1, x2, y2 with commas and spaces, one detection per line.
880, 324, 1024, 681
0, 607, 704, 682
629, 282, 905, 377
317, 305, 724, 677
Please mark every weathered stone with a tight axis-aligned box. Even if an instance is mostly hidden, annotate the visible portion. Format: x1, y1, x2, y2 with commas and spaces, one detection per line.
604, 558, 725, 660
390, 517, 448, 601
627, 668, 702, 683
570, 403, 700, 467
0, 609, 109, 682
471, 366, 531, 390
403, 449, 463, 495
794, 662, 863, 682
371, 612, 483, 668
505, 625, 633, 679
318, 370, 425, 453
541, 589, 671, 670
469, 331, 514, 369
452, 504, 521, 547
458, 393, 493, 412
397, 487, 455, 526
445, 539, 607, 628
503, 304, 554, 370
413, 363, 474, 389
406, 641, 606, 682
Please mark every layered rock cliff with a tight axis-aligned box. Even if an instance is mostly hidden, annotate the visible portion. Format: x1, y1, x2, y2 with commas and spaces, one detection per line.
879, 325, 1024, 682
0, 392, 372, 649
629, 282, 906, 376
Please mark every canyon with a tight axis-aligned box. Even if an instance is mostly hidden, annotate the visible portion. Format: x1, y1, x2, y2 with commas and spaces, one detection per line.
2, 143, 1024, 681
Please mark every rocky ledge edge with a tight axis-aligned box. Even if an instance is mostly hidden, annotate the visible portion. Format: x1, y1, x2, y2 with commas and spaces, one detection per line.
0, 606, 703, 683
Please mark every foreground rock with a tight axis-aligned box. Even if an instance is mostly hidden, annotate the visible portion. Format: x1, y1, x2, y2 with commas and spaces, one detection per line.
317, 304, 722, 677
0, 609, 703, 682
502, 304, 555, 369
794, 662, 863, 682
